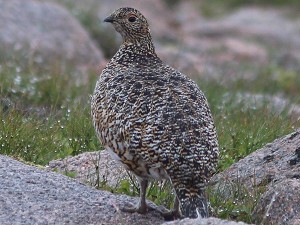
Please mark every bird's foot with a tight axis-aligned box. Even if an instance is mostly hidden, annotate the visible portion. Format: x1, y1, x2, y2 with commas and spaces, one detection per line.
120, 202, 182, 220
120, 202, 150, 214
159, 208, 182, 221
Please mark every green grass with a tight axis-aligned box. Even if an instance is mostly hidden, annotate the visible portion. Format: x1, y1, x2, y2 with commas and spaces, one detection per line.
230, 67, 300, 103
1, 59, 299, 223
208, 177, 265, 222
202, 0, 300, 8
0, 104, 100, 165
199, 0, 300, 17
201, 80, 298, 172
0, 63, 101, 165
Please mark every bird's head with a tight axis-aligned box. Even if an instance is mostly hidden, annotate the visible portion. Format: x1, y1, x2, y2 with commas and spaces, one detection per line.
104, 7, 153, 47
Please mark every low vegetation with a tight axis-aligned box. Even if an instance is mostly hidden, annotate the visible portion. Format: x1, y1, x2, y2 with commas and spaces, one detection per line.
1, 56, 299, 223
0, 63, 101, 165
1, 1, 299, 223
199, 0, 300, 17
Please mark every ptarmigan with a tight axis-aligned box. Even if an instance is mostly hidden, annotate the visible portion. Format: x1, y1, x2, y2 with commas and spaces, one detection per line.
91, 7, 219, 219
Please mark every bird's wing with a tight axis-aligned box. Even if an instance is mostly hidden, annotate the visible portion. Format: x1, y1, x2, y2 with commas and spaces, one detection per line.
119, 67, 218, 175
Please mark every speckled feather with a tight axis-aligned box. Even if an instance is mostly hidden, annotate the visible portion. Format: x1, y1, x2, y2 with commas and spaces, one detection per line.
91, 7, 219, 218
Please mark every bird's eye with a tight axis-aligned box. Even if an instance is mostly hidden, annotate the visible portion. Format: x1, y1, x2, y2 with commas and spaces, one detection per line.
128, 16, 136, 22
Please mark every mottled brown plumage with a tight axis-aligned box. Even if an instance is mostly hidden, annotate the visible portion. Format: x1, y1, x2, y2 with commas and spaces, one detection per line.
91, 7, 219, 219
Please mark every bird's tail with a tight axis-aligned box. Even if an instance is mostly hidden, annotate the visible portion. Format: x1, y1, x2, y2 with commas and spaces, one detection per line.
176, 186, 209, 218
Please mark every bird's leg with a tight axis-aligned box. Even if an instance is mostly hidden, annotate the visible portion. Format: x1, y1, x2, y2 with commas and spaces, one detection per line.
161, 196, 182, 220
121, 178, 149, 214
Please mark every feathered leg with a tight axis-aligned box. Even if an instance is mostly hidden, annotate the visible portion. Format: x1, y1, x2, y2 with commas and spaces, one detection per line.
161, 196, 182, 220
121, 178, 148, 213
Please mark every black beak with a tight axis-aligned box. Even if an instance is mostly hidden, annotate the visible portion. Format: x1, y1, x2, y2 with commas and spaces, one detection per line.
104, 15, 114, 23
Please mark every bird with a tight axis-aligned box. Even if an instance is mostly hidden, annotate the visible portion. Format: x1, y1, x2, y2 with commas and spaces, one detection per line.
91, 7, 219, 219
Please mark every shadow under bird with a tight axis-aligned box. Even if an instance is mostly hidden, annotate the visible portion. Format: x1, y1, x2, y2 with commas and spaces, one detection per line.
91, 7, 219, 219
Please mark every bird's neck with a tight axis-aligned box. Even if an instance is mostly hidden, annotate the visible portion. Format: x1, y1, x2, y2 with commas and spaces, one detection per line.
122, 32, 156, 55
110, 42, 161, 66
109, 33, 162, 66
